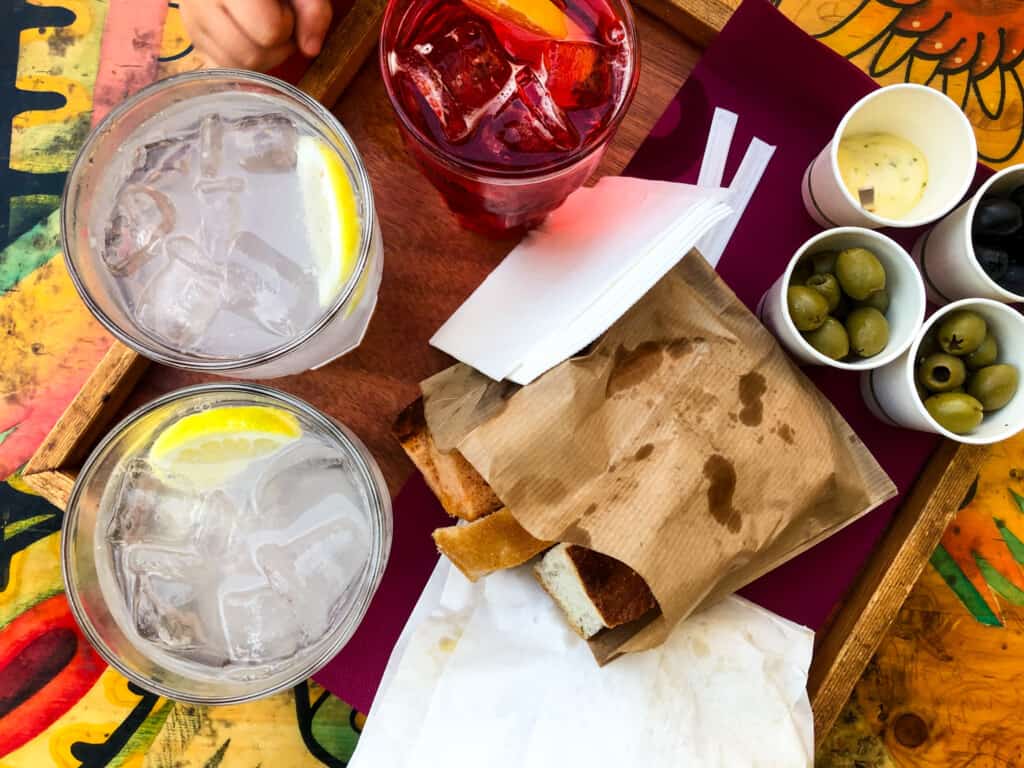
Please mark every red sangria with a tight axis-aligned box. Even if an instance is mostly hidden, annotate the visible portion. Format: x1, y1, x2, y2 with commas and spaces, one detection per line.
381, 0, 638, 235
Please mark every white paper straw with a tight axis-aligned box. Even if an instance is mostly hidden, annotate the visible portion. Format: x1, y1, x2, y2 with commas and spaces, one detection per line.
697, 108, 738, 189
698, 137, 776, 267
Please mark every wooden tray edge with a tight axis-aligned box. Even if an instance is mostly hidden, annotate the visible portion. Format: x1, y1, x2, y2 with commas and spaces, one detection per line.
807, 439, 986, 746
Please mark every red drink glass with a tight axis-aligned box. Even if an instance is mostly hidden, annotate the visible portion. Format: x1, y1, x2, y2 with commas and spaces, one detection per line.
380, 0, 639, 236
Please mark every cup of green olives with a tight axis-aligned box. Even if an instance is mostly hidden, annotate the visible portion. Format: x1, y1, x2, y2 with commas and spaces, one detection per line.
912, 163, 1024, 304
759, 227, 926, 370
862, 298, 1024, 443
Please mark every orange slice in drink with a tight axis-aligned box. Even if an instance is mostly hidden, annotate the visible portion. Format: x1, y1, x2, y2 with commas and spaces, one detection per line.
464, 0, 582, 39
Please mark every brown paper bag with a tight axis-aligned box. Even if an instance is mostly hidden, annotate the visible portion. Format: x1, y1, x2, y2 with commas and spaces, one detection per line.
422, 253, 896, 659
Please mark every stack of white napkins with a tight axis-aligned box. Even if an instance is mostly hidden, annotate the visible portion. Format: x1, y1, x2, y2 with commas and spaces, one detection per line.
349, 562, 814, 768
431, 176, 731, 385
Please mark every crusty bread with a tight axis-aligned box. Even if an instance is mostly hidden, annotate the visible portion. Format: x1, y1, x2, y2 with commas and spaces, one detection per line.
433, 508, 552, 581
535, 544, 657, 639
394, 399, 503, 522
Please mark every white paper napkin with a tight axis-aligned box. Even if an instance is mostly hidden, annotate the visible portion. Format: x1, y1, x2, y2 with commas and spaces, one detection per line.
430, 178, 731, 384
351, 563, 815, 768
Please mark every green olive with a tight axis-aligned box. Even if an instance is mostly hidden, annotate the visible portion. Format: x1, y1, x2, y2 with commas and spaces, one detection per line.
787, 286, 830, 331
811, 251, 838, 276
964, 334, 998, 370
967, 364, 1019, 411
854, 289, 890, 313
791, 261, 814, 287
924, 392, 985, 434
937, 310, 988, 356
836, 247, 886, 300
806, 273, 842, 311
845, 307, 889, 358
916, 333, 940, 366
917, 353, 967, 393
803, 316, 850, 360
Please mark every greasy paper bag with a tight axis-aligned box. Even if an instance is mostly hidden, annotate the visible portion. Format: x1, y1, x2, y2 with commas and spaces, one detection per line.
422, 253, 895, 658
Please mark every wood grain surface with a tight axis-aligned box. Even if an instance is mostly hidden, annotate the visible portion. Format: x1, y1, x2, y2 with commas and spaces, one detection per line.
123, 12, 701, 497
808, 441, 988, 748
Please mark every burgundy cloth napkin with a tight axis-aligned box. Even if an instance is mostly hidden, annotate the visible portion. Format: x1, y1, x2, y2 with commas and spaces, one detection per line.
315, 0, 990, 712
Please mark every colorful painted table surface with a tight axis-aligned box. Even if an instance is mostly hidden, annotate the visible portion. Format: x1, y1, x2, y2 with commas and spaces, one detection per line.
0, 0, 1022, 766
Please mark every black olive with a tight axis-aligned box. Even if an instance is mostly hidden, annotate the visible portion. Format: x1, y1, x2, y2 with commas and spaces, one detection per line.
974, 243, 1010, 281
1002, 262, 1024, 295
973, 198, 1023, 238
1011, 185, 1024, 212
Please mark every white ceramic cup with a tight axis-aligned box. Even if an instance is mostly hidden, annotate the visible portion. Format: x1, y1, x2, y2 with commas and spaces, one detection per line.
759, 227, 926, 370
861, 298, 1024, 444
912, 163, 1024, 304
802, 84, 977, 229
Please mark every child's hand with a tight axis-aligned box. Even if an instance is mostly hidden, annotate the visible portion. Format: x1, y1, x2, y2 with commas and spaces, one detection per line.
182, 0, 333, 72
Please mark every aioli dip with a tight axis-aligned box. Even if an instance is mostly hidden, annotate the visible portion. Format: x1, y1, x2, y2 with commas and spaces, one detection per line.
837, 132, 928, 219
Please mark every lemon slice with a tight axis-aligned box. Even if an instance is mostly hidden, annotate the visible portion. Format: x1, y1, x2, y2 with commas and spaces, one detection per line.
297, 135, 361, 308
465, 0, 584, 39
149, 405, 302, 489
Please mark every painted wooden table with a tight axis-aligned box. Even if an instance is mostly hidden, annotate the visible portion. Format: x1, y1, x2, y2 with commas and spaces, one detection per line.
0, 0, 1023, 766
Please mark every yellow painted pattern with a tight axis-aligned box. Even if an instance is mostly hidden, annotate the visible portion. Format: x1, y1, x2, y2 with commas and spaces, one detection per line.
0, 532, 61, 630
10, 0, 108, 174
0, 670, 146, 768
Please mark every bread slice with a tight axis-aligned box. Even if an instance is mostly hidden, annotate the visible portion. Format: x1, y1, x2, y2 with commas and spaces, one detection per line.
394, 398, 503, 521
434, 508, 552, 581
534, 544, 657, 639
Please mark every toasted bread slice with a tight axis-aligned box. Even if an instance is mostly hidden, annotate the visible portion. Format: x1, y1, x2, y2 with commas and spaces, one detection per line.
535, 544, 657, 639
433, 508, 552, 582
394, 399, 503, 522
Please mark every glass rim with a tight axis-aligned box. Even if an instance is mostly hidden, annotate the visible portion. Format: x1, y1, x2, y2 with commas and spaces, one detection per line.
61, 69, 377, 373
378, 0, 641, 182
62, 382, 391, 704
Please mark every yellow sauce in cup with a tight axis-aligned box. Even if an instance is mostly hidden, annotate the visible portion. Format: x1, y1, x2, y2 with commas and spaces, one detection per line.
837, 132, 928, 219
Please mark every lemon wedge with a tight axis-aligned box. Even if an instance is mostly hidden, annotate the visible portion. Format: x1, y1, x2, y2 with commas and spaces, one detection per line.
297, 134, 361, 308
149, 405, 302, 489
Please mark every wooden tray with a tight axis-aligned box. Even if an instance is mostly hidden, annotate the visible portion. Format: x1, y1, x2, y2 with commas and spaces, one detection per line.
24, 0, 988, 749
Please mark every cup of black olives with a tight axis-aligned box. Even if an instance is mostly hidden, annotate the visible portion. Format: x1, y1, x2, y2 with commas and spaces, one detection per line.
862, 299, 1024, 443
913, 163, 1024, 304
759, 227, 926, 370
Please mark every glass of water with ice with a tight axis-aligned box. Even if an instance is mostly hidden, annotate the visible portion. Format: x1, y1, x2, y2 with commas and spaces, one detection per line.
62, 383, 392, 702
62, 70, 383, 379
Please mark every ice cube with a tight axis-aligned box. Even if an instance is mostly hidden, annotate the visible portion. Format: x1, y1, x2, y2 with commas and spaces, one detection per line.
194, 490, 241, 558
196, 176, 244, 259
199, 115, 225, 178
219, 587, 301, 663
393, 16, 513, 142
542, 41, 614, 109
252, 440, 363, 529
129, 136, 194, 185
488, 69, 579, 155
133, 574, 229, 665
106, 459, 199, 546
392, 49, 469, 142
103, 185, 175, 276
221, 231, 317, 338
422, 18, 512, 114
134, 238, 222, 350
124, 544, 204, 579
256, 514, 371, 642
231, 113, 298, 173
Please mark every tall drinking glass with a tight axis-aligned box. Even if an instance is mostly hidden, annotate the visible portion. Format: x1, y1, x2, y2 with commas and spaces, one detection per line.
380, 0, 640, 236
63, 70, 383, 379
63, 383, 392, 703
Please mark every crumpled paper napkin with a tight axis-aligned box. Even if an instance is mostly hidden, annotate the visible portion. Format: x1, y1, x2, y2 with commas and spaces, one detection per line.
350, 561, 814, 768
